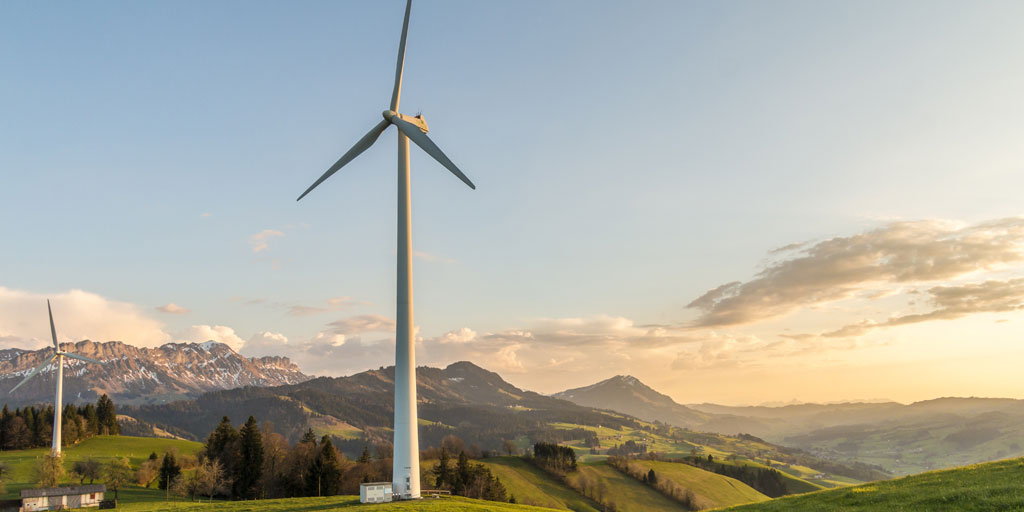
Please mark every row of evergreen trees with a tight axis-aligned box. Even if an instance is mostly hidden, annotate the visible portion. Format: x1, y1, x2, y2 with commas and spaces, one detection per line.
532, 441, 578, 473
0, 394, 118, 451
432, 449, 508, 502
186, 416, 514, 504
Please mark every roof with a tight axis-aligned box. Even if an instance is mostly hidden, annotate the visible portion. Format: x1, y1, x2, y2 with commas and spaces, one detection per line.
21, 485, 105, 498
360, 482, 393, 487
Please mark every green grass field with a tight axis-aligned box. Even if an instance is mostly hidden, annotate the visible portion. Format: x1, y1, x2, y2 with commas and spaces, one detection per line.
720, 457, 1024, 512
548, 421, 839, 495
628, 460, 769, 509
479, 457, 600, 512
0, 435, 203, 501
100, 495, 558, 511
568, 461, 685, 512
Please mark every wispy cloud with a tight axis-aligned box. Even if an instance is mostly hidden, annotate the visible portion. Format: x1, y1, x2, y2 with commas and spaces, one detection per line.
822, 278, 1024, 337
286, 296, 368, 317
248, 229, 285, 253
687, 217, 1024, 327
156, 303, 189, 314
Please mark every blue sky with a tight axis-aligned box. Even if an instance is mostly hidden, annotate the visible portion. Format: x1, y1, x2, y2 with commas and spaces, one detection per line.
3, 1, 1024, 404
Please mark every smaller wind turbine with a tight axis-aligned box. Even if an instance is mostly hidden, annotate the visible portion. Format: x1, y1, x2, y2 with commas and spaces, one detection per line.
9, 300, 102, 456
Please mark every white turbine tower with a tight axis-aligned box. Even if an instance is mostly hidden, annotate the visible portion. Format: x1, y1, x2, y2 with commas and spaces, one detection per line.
296, 0, 473, 499
9, 300, 102, 456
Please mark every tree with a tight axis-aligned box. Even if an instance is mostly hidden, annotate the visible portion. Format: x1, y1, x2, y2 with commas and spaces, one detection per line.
433, 449, 453, 489
103, 458, 132, 500
72, 458, 102, 484
503, 440, 517, 456
136, 458, 159, 487
260, 423, 288, 499
95, 394, 119, 435
191, 460, 230, 502
5, 416, 29, 450
455, 451, 471, 495
36, 453, 65, 488
236, 416, 264, 499
158, 452, 182, 494
357, 446, 371, 464
308, 436, 342, 496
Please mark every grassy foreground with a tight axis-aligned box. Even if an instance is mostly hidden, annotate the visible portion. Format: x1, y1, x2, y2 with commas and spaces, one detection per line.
0, 435, 203, 501
720, 457, 1024, 511
100, 495, 558, 511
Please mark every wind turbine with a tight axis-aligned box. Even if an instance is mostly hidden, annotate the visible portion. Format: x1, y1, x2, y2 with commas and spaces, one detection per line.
9, 300, 102, 456
296, 0, 474, 499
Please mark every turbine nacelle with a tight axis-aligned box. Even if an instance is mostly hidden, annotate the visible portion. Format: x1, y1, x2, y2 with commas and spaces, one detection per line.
383, 110, 429, 133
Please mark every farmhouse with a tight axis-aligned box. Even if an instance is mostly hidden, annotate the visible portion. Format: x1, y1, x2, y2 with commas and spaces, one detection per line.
20, 485, 105, 511
359, 482, 393, 503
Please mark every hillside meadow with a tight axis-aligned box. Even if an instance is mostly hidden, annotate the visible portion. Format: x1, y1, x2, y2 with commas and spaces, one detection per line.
0, 435, 203, 501
720, 457, 1024, 512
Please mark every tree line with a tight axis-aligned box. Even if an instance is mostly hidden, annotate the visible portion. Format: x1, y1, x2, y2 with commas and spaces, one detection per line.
680, 454, 788, 498
0, 394, 119, 451
151, 416, 514, 504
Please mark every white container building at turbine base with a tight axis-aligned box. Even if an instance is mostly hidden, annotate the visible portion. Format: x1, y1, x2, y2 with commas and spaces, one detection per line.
21, 485, 105, 511
360, 482, 394, 503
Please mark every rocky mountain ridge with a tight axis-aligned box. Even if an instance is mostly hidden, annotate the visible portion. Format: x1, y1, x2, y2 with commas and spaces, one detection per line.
0, 340, 310, 406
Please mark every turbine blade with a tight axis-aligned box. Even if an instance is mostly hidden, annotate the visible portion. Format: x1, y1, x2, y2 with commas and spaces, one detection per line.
62, 353, 101, 365
390, 0, 413, 111
297, 119, 391, 201
47, 299, 58, 350
391, 117, 476, 189
9, 353, 57, 394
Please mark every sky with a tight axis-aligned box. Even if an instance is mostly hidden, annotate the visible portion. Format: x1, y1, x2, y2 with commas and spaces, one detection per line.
3, 0, 1024, 406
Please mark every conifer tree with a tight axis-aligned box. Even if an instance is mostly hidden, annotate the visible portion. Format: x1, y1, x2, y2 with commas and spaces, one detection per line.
158, 453, 181, 491
236, 416, 264, 499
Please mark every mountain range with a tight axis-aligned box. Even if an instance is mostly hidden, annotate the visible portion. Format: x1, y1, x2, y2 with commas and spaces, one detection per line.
2, 339, 1021, 476
0, 340, 309, 406
553, 375, 1024, 475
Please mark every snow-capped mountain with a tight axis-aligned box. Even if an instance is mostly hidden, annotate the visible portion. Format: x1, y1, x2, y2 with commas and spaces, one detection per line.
0, 340, 310, 406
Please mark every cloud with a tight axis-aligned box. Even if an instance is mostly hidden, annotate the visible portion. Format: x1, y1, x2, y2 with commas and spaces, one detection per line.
200, 212, 212, 218
823, 278, 1024, 337
239, 322, 393, 376
156, 303, 189, 314
0, 287, 171, 349
285, 296, 366, 317
688, 217, 1024, 327
178, 325, 246, 352
248, 229, 284, 253
325, 315, 396, 336
241, 331, 291, 357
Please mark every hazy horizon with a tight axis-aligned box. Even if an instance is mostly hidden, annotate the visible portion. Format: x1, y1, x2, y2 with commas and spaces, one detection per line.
4, 1, 1024, 406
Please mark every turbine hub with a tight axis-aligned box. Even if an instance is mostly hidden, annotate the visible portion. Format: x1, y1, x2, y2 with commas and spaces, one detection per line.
383, 110, 429, 133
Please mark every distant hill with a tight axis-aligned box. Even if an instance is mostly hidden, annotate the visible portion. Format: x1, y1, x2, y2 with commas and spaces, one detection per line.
553, 375, 710, 428
722, 456, 1024, 511
124, 360, 644, 448
0, 340, 310, 407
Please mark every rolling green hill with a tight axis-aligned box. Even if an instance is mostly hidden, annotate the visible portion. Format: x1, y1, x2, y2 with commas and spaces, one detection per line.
549, 421, 849, 494
720, 457, 1024, 512
0, 435, 203, 501
568, 461, 685, 512
628, 460, 769, 509
479, 457, 601, 512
